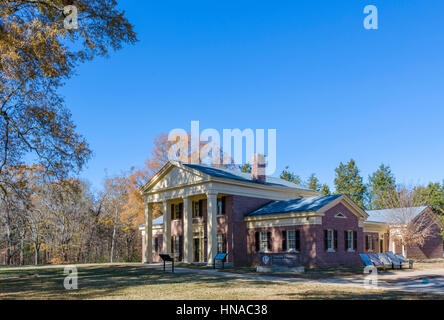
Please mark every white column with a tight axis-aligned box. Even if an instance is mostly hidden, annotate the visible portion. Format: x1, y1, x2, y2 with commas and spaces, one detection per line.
144, 201, 153, 263
206, 193, 218, 265
162, 200, 171, 254
183, 197, 193, 263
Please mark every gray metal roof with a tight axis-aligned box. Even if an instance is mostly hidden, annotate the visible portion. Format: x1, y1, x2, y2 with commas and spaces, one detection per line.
181, 162, 313, 191
365, 206, 427, 223
247, 194, 343, 217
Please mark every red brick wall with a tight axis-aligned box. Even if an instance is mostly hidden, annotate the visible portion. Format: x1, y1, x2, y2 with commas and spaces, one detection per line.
246, 202, 365, 268
247, 225, 317, 267
406, 213, 443, 259
314, 203, 363, 267
141, 195, 271, 265
231, 195, 273, 266
141, 231, 162, 263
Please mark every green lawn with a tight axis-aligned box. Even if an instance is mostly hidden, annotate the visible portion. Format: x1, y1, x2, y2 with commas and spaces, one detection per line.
0, 264, 443, 300
177, 260, 444, 280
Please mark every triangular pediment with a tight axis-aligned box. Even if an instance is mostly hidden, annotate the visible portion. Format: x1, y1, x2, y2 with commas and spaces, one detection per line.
148, 164, 209, 192
317, 195, 369, 220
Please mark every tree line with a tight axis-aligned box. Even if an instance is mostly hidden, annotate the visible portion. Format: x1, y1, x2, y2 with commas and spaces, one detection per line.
1, 2, 442, 266
274, 159, 444, 221
0, 0, 137, 265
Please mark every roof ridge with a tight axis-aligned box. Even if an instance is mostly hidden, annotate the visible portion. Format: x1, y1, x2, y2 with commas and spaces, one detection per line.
181, 162, 314, 191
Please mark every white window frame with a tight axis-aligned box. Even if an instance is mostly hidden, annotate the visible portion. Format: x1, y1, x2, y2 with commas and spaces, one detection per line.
287, 230, 297, 252
366, 235, 374, 252
152, 237, 156, 254
217, 233, 224, 253
327, 229, 335, 252
347, 230, 355, 252
171, 236, 180, 258
175, 204, 181, 220
260, 232, 268, 252
193, 201, 200, 218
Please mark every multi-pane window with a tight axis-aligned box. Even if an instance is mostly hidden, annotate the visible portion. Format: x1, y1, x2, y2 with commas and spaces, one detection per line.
347, 231, 354, 250
287, 230, 296, 251
327, 229, 335, 251
171, 203, 182, 220
366, 235, 373, 252
175, 204, 181, 219
260, 232, 268, 252
193, 201, 201, 218
217, 233, 226, 253
172, 236, 180, 257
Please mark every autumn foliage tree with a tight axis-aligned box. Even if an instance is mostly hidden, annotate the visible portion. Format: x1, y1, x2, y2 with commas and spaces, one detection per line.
0, 0, 137, 264
1, 0, 136, 182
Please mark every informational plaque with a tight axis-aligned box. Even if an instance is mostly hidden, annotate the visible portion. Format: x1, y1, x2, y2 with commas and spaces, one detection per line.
259, 253, 298, 267
258, 253, 304, 273
213, 253, 228, 269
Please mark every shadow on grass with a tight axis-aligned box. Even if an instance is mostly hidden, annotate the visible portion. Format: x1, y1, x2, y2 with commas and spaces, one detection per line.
205, 265, 407, 280
0, 265, 443, 300
0, 265, 271, 300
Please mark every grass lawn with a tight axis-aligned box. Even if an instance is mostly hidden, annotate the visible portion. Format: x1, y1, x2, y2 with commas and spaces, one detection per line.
178, 258, 444, 280
1, 264, 443, 300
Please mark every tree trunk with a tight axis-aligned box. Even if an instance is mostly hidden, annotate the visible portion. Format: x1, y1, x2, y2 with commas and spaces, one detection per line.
19, 233, 24, 265
110, 206, 119, 263
34, 241, 39, 265
6, 224, 12, 265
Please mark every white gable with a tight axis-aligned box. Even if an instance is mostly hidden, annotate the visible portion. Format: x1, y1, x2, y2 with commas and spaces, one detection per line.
150, 165, 208, 192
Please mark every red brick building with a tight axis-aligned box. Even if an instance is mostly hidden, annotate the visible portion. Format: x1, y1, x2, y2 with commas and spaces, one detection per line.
140, 161, 443, 268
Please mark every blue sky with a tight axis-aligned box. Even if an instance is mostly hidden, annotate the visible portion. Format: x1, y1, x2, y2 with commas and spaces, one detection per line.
61, 0, 444, 191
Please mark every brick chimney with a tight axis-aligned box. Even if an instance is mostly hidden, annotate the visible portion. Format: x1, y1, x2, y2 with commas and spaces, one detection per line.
251, 154, 266, 183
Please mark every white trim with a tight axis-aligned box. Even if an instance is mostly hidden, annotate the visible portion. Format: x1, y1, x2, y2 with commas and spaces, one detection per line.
141, 162, 319, 202
318, 195, 369, 220
246, 216, 322, 228
334, 212, 347, 219
327, 229, 335, 251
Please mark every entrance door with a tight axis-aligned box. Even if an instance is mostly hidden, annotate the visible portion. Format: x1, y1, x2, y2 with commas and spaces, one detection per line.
193, 238, 200, 262
380, 239, 384, 253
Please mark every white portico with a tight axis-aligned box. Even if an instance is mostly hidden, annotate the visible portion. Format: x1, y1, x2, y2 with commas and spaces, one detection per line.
140, 161, 317, 265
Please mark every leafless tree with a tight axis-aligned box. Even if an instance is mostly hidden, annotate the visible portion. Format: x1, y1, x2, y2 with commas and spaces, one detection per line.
379, 185, 439, 250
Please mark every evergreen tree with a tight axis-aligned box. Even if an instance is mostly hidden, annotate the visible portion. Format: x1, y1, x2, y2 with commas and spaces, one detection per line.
334, 159, 367, 208
320, 184, 331, 196
280, 166, 302, 185
413, 182, 444, 215
368, 164, 396, 209
307, 173, 321, 191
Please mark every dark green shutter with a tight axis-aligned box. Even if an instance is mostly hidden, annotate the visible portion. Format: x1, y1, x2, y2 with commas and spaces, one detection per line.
344, 231, 348, 251
353, 231, 358, 251
324, 230, 328, 251
295, 230, 301, 252
255, 232, 260, 252
199, 200, 203, 217
282, 231, 287, 251
267, 232, 272, 251
334, 230, 338, 250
